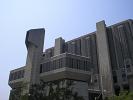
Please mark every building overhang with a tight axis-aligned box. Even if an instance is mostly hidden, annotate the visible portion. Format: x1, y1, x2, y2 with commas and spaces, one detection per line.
40, 67, 91, 82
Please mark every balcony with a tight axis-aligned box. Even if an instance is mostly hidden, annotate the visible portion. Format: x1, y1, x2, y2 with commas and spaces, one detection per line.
8, 67, 25, 88
40, 53, 92, 82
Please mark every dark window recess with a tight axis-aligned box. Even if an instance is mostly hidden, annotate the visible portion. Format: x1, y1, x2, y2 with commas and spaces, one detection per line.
77, 59, 79, 69
94, 79, 97, 83
122, 73, 127, 81
126, 65, 131, 72
126, 65, 130, 68
42, 54, 45, 57
40, 64, 43, 73
123, 84, 129, 91
113, 76, 118, 83
114, 85, 120, 96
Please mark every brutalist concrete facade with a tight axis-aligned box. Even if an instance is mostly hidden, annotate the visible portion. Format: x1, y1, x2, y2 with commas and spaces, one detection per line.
8, 19, 133, 100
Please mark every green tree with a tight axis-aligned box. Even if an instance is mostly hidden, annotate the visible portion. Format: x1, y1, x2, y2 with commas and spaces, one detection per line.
21, 79, 84, 100
9, 82, 29, 100
9, 87, 22, 100
107, 91, 133, 100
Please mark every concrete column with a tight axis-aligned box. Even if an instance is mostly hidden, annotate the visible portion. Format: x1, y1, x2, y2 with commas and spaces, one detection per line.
81, 38, 86, 56
54, 37, 65, 56
24, 28, 45, 93
128, 75, 133, 91
96, 21, 114, 98
76, 39, 81, 55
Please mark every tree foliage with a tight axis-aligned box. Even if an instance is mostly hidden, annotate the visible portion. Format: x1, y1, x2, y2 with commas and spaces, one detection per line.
107, 91, 133, 100
9, 87, 22, 100
21, 79, 84, 100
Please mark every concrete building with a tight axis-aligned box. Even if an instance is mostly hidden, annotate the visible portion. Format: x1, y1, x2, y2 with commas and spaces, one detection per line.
8, 19, 133, 100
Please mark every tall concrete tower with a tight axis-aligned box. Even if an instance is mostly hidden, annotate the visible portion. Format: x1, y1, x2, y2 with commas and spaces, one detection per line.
24, 28, 45, 93
96, 21, 114, 98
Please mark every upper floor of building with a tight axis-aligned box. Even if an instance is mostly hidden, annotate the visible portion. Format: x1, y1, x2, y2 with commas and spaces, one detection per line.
8, 19, 133, 90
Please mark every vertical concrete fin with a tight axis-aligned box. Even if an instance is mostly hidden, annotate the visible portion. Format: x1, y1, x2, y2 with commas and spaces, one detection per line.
81, 38, 86, 56
24, 28, 45, 93
96, 21, 114, 98
54, 37, 65, 56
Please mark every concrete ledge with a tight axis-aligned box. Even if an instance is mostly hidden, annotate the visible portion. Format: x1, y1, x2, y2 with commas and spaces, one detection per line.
40, 67, 91, 82
8, 78, 24, 88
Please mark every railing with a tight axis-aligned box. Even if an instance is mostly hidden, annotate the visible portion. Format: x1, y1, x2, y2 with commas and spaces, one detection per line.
9, 67, 25, 81
40, 53, 91, 73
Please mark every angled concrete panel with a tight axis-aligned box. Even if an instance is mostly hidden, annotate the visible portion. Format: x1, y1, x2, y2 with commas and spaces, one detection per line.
96, 21, 114, 98
24, 28, 45, 93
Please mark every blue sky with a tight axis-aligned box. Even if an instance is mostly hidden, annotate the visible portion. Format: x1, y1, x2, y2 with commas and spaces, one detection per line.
0, 0, 133, 99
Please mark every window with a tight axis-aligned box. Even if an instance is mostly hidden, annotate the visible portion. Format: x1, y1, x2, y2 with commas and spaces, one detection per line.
122, 73, 127, 81
94, 75, 98, 83
40, 64, 43, 73
123, 84, 129, 91
126, 64, 131, 72
59, 59, 63, 68
77, 59, 80, 69
113, 76, 118, 83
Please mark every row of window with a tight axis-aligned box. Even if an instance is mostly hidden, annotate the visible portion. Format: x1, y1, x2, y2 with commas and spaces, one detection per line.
9, 70, 24, 81
43, 36, 95, 59
66, 57, 90, 71
40, 57, 91, 73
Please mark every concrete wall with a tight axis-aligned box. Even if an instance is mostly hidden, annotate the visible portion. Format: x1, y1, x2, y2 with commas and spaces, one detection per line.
96, 21, 114, 98
24, 28, 45, 93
